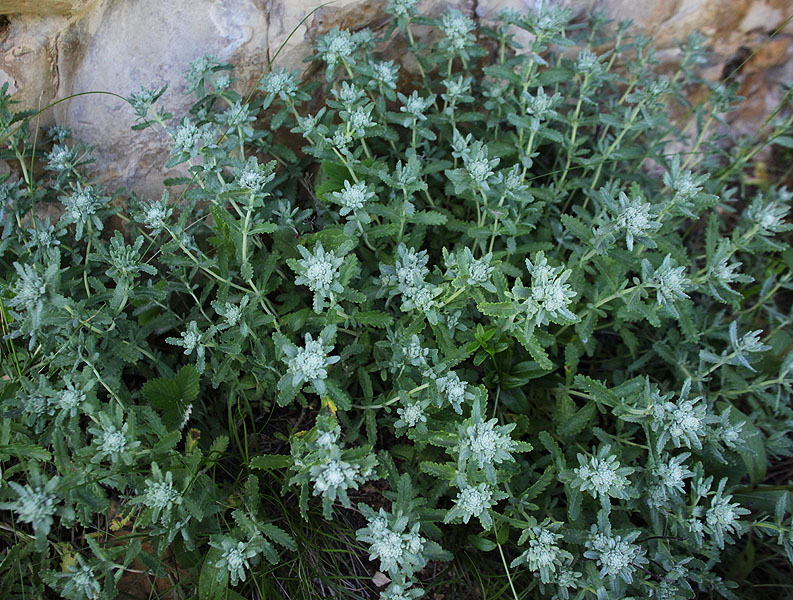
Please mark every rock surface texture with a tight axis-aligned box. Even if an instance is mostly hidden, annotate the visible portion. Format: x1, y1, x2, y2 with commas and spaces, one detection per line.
0, 0, 791, 195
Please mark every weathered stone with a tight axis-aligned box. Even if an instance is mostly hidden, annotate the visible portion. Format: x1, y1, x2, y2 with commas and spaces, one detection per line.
0, 0, 97, 16
57, 0, 271, 196
0, 0, 790, 196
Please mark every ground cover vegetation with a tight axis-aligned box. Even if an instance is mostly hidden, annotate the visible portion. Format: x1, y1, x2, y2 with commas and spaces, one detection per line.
1, 1, 793, 598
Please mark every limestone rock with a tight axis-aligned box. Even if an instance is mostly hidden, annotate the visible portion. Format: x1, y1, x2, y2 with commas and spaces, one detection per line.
0, 0, 790, 196
0, 0, 97, 16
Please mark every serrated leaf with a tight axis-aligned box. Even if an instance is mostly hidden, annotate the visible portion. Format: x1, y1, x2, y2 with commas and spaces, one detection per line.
250, 455, 291, 470
354, 311, 393, 328
141, 365, 200, 430
514, 329, 553, 370
411, 211, 447, 226
419, 461, 457, 480
261, 523, 297, 551
478, 302, 519, 318
524, 465, 555, 501
0, 444, 51, 462
557, 401, 596, 439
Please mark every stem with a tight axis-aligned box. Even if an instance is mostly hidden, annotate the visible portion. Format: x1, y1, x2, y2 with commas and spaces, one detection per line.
497, 541, 520, 600
83, 225, 93, 298
559, 75, 589, 189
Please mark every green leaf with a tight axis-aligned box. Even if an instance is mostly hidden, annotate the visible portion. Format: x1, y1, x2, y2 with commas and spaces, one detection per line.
141, 365, 200, 430
411, 211, 448, 226
325, 379, 352, 411
354, 310, 393, 328
514, 328, 553, 370
199, 548, 228, 600
0, 444, 51, 462
419, 461, 457, 480
728, 539, 755, 581
734, 409, 767, 485
478, 302, 519, 318
467, 534, 496, 552
250, 454, 291, 470
358, 367, 373, 402
261, 523, 297, 551
557, 401, 596, 439
524, 465, 555, 501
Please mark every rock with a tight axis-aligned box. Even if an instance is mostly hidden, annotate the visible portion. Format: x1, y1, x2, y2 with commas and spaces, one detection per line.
0, 0, 97, 16
0, 0, 790, 196
57, 0, 271, 197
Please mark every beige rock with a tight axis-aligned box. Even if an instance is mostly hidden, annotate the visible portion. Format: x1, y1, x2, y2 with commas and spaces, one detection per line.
0, 0, 97, 16
0, 0, 790, 195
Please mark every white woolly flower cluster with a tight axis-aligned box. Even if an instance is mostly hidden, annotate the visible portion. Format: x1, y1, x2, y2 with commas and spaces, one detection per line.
369, 60, 400, 90
380, 244, 440, 318
434, 370, 472, 414
259, 68, 299, 97
62, 557, 102, 600
139, 195, 173, 235
10, 263, 46, 315
167, 320, 208, 373
514, 252, 578, 327
459, 417, 519, 479
525, 86, 561, 121
462, 140, 499, 190
575, 48, 605, 75
317, 28, 358, 66
142, 466, 182, 524
571, 446, 633, 503
345, 105, 376, 137
387, 0, 418, 18
584, 529, 646, 584
310, 459, 362, 496
170, 118, 204, 155
62, 185, 104, 225
642, 255, 692, 314
705, 479, 750, 549
451, 482, 495, 524
358, 509, 427, 576
96, 423, 132, 462
648, 452, 693, 508
439, 9, 475, 53
283, 332, 340, 395
212, 537, 258, 586
294, 242, 345, 312
396, 401, 427, 429
46, 144, 77, 172
649, 380, 713, 452
235, 158, 274, 192
745, 194, 792, 236
611, 192, 662, 251
399, 91, 435, 126
442, 75, 472, 105
513, 525, 570, 584
4, 481, 58, 527
331, 180, 375, 217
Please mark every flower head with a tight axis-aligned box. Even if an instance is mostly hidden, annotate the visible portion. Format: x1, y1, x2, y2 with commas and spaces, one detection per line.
512, 524, 571, 584
331, 180, 375, 219
584, 529, 646, 584
434, 370, 473, 414
294, 242, 345, 313
513, 252, 578, 327
259, 68, 299, 97
212, 537, 258, 586
570, 445, 633, 504
281, 328, 340, 395
642, 254, 691, 315
142, 464, 182, 524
